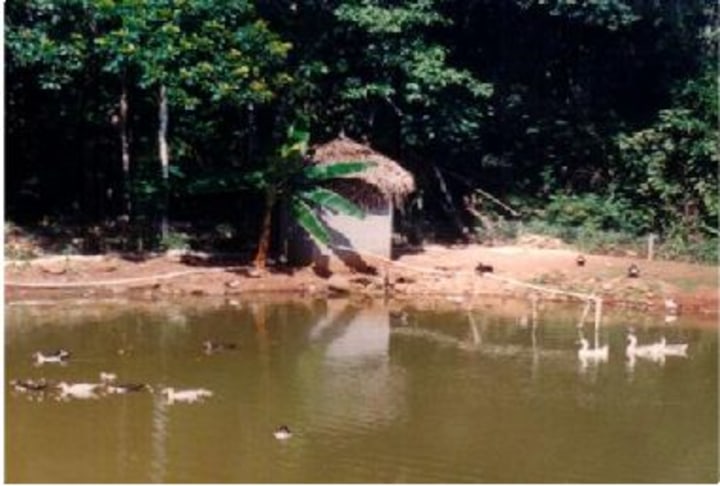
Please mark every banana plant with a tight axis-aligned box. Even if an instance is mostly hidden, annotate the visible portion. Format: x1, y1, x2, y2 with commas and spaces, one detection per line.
190, 122, 373, 269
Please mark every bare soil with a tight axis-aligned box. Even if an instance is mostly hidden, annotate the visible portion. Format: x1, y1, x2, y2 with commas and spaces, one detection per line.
5, 238, 718, 317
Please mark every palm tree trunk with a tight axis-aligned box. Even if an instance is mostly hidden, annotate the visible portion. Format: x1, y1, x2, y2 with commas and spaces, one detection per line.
253, 187, 277, 270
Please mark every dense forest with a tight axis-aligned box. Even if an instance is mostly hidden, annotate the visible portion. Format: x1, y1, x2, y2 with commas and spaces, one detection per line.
5, 0, 719, 263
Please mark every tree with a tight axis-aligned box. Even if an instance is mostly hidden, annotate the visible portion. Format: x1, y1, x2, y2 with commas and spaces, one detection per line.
93, 0, 292, 241
615, 64, 719, 237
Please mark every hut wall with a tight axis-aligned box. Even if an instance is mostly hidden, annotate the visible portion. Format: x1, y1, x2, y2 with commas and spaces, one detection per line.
323, 202, 392, 260
288, 202, 393, 271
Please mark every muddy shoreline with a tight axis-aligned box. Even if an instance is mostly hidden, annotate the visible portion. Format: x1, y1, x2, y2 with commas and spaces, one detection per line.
5, 245, 718, 319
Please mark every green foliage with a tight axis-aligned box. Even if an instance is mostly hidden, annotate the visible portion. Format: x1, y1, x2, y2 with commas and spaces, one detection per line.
615, 65, 719, 237
275, 124, 370, 245
297, 187, 364, 219
515, 0, 640, 29
5, 1, 90, 89
291, 197, 331, 246
159, 230, 191, 251
301, 161, 372, 181
543, 193, 650, 234
5, 0, 718, 265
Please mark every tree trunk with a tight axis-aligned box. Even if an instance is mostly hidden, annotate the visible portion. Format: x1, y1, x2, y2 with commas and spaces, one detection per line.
253, 188, 276, 270
158, 84, 170, 241
119, 79, 131, 219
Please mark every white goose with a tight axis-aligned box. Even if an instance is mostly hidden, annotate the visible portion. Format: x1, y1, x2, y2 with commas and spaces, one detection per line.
577, 338, 609, 361
161, 387, 213, 404
659, 337, 688, 357
626, 333, 664, 361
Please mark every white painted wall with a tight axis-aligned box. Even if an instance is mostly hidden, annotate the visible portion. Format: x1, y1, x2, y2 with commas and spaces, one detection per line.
321, 203, 392, 260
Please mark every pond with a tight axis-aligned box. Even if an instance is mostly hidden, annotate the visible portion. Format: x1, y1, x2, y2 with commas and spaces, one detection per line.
5, 297, 718, 483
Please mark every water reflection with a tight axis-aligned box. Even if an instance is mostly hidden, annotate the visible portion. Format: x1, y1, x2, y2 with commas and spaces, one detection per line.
5, 298, 718, 483
150, 395, 169, 483
300, 301, 406, 432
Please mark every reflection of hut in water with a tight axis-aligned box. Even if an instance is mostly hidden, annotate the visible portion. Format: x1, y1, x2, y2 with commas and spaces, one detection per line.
290, 135, 415, 272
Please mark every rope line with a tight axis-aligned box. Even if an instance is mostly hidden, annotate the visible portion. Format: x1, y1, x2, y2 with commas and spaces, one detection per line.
5, 267, 246, 289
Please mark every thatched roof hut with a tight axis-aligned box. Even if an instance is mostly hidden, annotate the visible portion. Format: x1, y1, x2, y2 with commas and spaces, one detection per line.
311, 135, 415, 208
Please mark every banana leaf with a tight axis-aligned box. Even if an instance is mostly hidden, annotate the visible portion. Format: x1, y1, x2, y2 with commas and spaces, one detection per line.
291, 197, 330, 246
299, 187, 365, 218
303, 161, 374, 181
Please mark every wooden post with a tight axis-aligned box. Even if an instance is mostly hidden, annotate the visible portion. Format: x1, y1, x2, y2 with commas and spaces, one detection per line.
647, 233, 656, 261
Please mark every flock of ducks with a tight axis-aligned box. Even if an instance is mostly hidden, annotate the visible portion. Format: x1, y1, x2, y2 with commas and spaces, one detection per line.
12, 341, 292, 440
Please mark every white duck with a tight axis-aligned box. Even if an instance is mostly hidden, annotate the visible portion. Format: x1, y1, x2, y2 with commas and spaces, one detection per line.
626, 333, 664, 361
577, 338, 609, 362
659, 337, 688, 357
57, 382, 101, 400
33, 349, 70, 365
273, 425, 293, 440
161, 387, 213, 404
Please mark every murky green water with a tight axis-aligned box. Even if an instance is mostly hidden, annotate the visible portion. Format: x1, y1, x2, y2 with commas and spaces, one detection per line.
5, 298, 718, 483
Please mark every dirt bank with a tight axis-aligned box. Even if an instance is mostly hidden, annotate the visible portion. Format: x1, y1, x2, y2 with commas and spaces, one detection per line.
5, 242, 717, 316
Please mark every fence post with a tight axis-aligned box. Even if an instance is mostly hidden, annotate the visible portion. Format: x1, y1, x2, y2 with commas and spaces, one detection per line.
647, 233, 656, 261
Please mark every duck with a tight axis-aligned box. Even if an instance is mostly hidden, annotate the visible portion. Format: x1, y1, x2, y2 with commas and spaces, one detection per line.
32, 349, 71, 365
576, 255, 586, 267
161, 387, 213, 404
99, 372, 150, 394
10, 378, 49, 393
475, 262, 494, 275
99, 372, 117, 384
626, 332, 664, 360
659, 337, 688, 357
106, 383, 151, 394
57, 382, 101, 399
202, 340, 238, 354
577, 338, 609, 361
627, 264, 640, 278
273, 425, 293, 440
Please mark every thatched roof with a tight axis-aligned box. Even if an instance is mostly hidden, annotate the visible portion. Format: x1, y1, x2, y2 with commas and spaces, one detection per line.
311, 135, 415, 207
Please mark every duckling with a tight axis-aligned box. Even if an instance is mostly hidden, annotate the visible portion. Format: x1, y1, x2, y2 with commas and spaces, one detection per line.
475, 263, 494, 275
161, 387, 213, 404
627, 264, 640, 278
273, 425, 293, 440
32, 349, 71, 366
576, 255, 586, 267
202, 340, 238, 354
